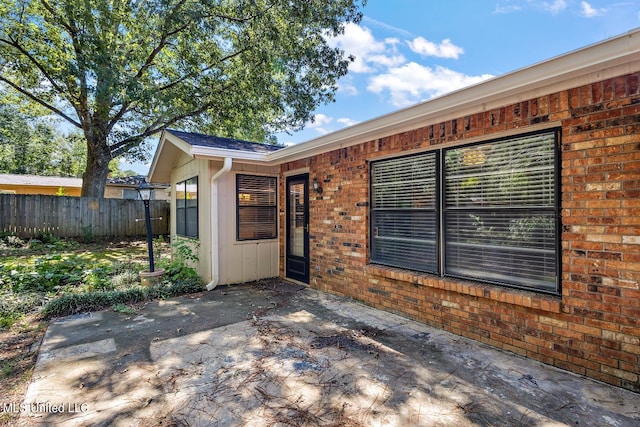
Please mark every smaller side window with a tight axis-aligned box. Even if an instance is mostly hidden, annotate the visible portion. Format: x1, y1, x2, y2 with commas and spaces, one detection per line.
176, 177, 198, 238
237, 174, 277, 241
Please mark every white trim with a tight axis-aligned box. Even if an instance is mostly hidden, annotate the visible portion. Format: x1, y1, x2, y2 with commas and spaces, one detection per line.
283, 167, 310, 177
192, 146, 269, 162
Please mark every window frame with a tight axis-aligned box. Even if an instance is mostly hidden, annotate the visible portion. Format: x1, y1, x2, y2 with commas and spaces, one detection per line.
236, 174, 278, 241
370, 151, 440, 274
175, 176, 198, 239
369, 129, 561, 295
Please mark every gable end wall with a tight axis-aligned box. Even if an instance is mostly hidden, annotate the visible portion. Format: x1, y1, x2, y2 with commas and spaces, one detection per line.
279, 71, 640, 392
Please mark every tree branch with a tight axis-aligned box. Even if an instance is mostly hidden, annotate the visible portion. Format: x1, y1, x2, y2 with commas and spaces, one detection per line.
211, 0, 278, 23
108, 93, 229, 158
107, 2, 193, 133
39, 0, 74, 34
39, 0, 89, 123
156, 45, 251, 94
0, 37, 72, 100
0, 75, 82, 128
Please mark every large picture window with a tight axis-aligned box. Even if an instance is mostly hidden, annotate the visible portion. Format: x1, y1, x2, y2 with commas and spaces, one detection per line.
237, 174, 277, 241
370, 130, 559, 294
176, 177, 198, 238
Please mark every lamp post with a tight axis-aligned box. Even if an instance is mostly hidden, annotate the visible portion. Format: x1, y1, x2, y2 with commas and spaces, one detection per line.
137, 181, 155, 272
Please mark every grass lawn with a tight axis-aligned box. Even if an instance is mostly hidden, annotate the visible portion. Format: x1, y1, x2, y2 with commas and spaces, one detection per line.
0, 234, 203, 426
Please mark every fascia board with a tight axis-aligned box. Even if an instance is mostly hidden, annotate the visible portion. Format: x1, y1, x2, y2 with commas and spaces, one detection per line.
148, 130, 196, 182
265, 28, 640, 165
148, 131, 272, 182
163, 131, 197, 154
190, 146, 269, 162
147, 133, 168, 182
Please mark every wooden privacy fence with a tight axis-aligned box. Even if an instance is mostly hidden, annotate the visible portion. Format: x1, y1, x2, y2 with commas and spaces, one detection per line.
0, 194, 169, 238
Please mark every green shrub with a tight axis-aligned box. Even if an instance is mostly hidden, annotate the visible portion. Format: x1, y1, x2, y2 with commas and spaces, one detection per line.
111, 270, 140, 289
2, 238, 204, 325
41, 279, 203, 318
42, 288, 147, 318
80, 226, 95, 243
34, 231, 58, 244
111, 303, 137, 314
158, 238, 200, 281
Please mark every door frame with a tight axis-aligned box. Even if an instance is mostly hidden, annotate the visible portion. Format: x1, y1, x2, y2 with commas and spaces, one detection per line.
285, 173, 310, 283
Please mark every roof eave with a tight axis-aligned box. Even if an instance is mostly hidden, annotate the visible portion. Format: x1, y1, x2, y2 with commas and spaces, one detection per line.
265, 28, 640, 165
190, 146, 269, 163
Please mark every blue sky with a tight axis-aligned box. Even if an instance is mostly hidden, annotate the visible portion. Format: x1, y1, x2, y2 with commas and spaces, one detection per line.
127, 0, 640, 173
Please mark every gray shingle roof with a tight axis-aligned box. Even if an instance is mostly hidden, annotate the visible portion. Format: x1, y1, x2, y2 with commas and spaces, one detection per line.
167, 129, 283, 154
106, 175, 146, 186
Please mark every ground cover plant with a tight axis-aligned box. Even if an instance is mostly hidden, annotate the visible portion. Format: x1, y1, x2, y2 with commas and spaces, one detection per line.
0, 233, 203, 425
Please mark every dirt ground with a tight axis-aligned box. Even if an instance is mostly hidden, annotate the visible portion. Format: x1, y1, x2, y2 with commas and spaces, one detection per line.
10, 280, 640, 426
0, 317, 47, 425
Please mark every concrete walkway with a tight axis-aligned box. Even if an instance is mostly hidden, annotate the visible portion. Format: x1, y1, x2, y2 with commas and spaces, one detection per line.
17, 281, 640, 426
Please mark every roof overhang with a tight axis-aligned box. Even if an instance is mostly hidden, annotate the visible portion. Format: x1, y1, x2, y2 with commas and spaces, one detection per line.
148, 130, 271, 182
0, 174, 82, 188
264, 28, 640, 165
148, 27, 640, 182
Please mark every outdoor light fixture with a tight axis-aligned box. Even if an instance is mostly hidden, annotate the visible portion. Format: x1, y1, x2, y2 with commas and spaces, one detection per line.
312, 177, 323, 194
136, 181, 155, 272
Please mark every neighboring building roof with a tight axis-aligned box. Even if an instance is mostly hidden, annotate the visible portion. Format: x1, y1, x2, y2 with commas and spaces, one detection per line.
106, 175, 168, 188
0, 173, 82, 188
0, 173, 167, 190
107, 175, 146, 186
167, 130, 283, 154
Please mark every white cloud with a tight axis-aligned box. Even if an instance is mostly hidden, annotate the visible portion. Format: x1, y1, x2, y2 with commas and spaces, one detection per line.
367, 62, 494, 107
310, 114, 332, 126
542, 0, 567, 14
360, 16, 414, 38
495, 0, 570, 14
337, 118, 359, 127
407, 37, 464, 59
493, 3, 523, 14
337, 81, 358, 96
579, 1, 605, 17
307, 113, 334, 135
328, 23, 406, 73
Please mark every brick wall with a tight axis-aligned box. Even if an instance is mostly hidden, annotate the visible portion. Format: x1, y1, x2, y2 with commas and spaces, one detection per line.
279, 71, 640, 392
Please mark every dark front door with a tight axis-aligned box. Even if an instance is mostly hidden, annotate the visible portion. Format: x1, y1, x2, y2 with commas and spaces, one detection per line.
286, 174, 309, 283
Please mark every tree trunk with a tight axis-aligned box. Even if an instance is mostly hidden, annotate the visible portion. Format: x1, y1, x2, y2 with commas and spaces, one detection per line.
81, 131, 112, 198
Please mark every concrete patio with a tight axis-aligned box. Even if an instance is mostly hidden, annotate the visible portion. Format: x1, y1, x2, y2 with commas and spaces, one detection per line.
17, 281, 640, 426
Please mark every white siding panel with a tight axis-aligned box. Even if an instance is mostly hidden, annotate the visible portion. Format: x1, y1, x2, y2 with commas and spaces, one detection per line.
216, 165, 279, 285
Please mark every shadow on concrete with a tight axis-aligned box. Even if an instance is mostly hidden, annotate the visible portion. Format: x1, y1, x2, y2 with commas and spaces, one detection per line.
18, 280, 640, 426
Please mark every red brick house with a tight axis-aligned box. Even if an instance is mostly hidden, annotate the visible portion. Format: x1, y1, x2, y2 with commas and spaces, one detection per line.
149, 28, 640, 392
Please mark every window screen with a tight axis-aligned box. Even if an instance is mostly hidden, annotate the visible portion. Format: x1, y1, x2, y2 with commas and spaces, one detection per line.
237, 174, 277, 240
371, 152, 438, 273
176, 177, 198, 238
444, 132, 558, 292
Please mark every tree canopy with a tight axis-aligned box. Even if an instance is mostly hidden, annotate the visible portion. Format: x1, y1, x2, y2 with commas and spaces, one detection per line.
0, 103, 86, 176
0, 0, 365, 196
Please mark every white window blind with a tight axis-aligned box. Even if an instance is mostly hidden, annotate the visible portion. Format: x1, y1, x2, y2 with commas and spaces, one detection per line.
237, 174, 277, 241
444, 132, 558, 292
371, 152, 438, 273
